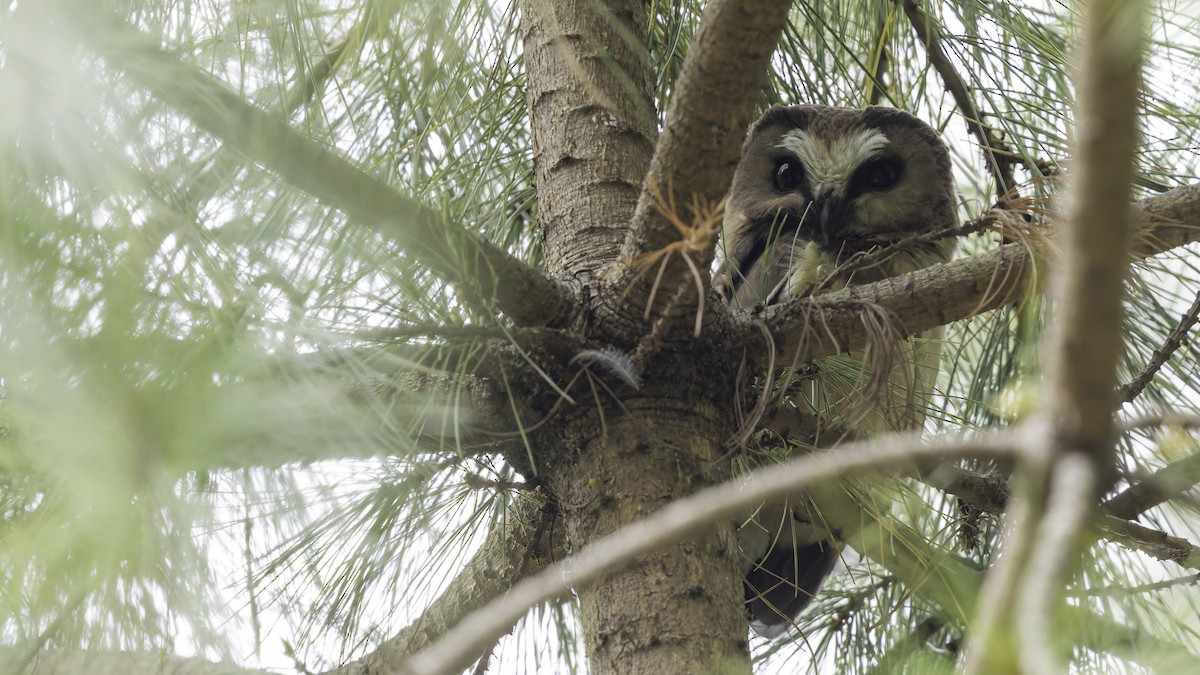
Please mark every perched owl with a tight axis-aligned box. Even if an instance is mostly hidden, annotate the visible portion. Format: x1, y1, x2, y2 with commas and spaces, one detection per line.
721, 105, 958, 637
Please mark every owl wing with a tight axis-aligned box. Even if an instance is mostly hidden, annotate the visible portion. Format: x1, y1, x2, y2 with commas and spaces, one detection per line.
724, 222, 845, 636
741, 502, 839, 638
718, 216, 804, 308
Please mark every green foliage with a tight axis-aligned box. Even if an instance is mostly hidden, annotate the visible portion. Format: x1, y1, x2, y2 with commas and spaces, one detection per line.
1, 0, 1199, 673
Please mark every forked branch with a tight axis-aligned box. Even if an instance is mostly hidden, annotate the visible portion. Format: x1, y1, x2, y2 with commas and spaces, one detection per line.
623, 0, 791, 267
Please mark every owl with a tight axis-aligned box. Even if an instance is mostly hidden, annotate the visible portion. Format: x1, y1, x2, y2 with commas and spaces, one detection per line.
721, 105, 958, 637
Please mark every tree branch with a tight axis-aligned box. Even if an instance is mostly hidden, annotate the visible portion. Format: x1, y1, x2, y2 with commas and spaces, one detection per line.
1122, 410, 1200, 432
758, 182, 1200, 368
1042, 0, 1143, 477
821, 464, 1200, 670
968, 6, 1147, 665
1015, 455, 1098, 674
920, 464, 1012, 514
330, 498, 563, 675
915, 450, 1200, 578
50, 2, 574, 328
137, 8, 369, 260
1119, 289, 1200, 403
401, 433, 1019, 675
1071, 608, 1200, 671
810, 453, 1198, 670
1072, 572, 1200, 598
898, 0, 1021, 200
622, 0, 792, 265
518, 0, 658, 277
1104, 451, 1200, 519
864, 10, 894, 107
283, 341, 590, 477
1097, 515, 1200, 570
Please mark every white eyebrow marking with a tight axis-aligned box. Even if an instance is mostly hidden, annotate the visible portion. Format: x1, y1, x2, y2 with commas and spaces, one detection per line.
777, 128, 891, 198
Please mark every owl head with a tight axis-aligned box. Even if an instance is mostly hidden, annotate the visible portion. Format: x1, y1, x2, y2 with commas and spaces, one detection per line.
721, 105, 957, 306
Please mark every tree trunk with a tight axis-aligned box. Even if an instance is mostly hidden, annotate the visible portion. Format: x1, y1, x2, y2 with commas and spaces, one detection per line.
519, 0, 657, 279
548, 396, 750, 674
517, 0, 762, 670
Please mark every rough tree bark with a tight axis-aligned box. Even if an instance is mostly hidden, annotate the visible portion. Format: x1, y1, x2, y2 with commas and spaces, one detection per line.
519, 0, 657, 279
514, 1, 789, 671
22, 1, 1200, 674
549, 398, 746, 673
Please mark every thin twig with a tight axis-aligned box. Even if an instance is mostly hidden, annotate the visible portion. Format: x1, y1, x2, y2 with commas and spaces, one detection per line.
1121, 410, 1200, 432
793, 216, 997, 297
1119, 290, 1200, 403
730, 320, 777, 447
1071, 572, 1200, 598
898, 0, 1022, 201
864, 10, 894, 106
1097, 515, 1200, 571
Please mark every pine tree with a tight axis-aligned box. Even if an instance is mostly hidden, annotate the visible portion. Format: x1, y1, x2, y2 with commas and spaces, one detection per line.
2, 1, 1199, 673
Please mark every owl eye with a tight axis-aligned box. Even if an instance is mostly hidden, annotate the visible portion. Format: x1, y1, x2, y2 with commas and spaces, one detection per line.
772, 159, 804, 192
861, 160, 902, 190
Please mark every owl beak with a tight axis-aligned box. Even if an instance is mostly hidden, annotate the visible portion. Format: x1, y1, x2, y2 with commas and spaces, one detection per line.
809, 194, 847, 249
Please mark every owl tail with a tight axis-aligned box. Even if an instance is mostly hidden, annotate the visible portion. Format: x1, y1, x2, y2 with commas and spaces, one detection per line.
742, 513, 840, 638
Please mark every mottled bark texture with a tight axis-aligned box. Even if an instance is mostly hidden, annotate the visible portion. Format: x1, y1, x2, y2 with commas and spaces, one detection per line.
551, 399, 748, 674
517, 1, 767, 672
519, 0, 657, 278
